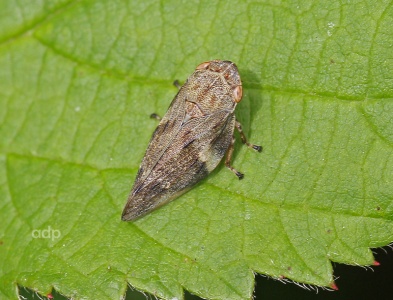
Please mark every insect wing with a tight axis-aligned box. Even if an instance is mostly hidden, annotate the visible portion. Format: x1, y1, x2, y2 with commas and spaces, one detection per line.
122, 105, 235, 221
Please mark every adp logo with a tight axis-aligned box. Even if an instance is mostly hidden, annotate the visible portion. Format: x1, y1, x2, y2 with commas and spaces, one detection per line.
32, 226, 61, 241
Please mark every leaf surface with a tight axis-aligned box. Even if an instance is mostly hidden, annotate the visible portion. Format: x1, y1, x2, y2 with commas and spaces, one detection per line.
1, 1, 393, 299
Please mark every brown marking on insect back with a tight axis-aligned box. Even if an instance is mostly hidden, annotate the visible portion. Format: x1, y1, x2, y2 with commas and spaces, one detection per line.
190, 81, 201, 92
203, 93, 218, 110
185, 100, 205, 119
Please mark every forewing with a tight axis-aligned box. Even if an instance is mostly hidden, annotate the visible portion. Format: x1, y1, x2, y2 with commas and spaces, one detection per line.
123, 110, 235, 220
134, 88, 187, 186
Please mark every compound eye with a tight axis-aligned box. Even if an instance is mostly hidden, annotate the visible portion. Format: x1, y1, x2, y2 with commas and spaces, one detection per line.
233, 85, 243, 103
196, 61, 211, 70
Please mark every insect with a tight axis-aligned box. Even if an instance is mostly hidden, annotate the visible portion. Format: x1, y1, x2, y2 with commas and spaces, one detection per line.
122, 60, 261, 221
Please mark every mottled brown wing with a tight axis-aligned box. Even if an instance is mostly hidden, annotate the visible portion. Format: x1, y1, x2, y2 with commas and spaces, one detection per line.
122, 109, 235, 220
134, 88, 188, 186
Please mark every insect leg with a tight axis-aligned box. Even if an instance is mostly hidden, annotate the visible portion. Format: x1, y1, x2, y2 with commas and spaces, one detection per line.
173, 80, 181, 89
225, 136, 244, 180
151, 81, 181, 121
235, 120, 262, 152
150, 113, 162, 120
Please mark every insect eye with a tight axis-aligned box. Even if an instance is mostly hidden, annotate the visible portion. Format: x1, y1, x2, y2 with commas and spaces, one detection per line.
196, 62, 210, 70
233, 85, 243, 103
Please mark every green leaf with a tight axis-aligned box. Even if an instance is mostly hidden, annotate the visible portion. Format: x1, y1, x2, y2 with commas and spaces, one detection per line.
1, 0, 393, 299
